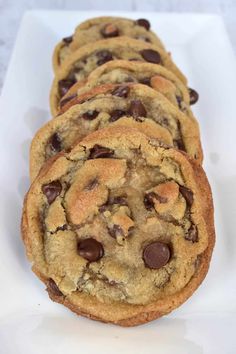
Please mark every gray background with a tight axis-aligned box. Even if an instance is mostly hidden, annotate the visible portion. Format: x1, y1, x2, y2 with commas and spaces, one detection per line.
0, 0, 236, 91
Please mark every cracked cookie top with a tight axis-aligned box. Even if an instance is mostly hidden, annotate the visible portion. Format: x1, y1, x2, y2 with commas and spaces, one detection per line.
23, 126, 211, 307
31, 84, 202, 180
53, 16, 165, 72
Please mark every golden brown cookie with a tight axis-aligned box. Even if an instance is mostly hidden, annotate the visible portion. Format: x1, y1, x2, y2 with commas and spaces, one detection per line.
22, 126, 215, 326
53, 16, 166, 73
50, 37, 187, 116
61, 60, 194, 119
31, 83, 202, 180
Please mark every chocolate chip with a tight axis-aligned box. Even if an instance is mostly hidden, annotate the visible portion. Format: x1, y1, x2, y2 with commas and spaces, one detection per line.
58, 78, 76, 97
112, 85, 130, 98
89, 145, 114, 159
143, 241, 170, 269
136, 18, 150, 30
48, 133, 62, 153
85, 178, 98, 190
101, 23, 119, 38
129, 58, 140, 61
42, 181, 62, 204
128, 99, 147, 120
59, 93, 77, 108
108, 225, 124, 239
109, 109, 126, 122
82, 110, 99, 120
174, 138, 185, 152
185, 224, 198, 242
110, 195, 128, 206
144, 192, 156, 210
176, 96, 182, 109
63, 35, 73, 44
96, 50, 113, 66
78, 238, 104, 262
189, 88, 199, 105
140, 49, 161, 64
179, 186, 193, 206
139, 77, 151, 86
47, 278, 63, 296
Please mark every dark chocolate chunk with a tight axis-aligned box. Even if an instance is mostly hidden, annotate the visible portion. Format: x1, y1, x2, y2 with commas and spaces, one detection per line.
42, 181, 62, 204
179, 185, 194, 206
109, 109, 126, 122
136, 18, 150, 30
48, 133, 62, 153
185, 224, 198, 242
89, 144, 114, 159
47, 278, 64, 296
96, 50, 113, 66
139, 77, 151, 86
109, 195, 128, 206
101, 23, 119, 38
82, 110, 99, 120
58, 78, 76, 97
140, 49, 161, 64
144, 192, 156, 210
78, 238, 104, 261
128, 99, 147, 120
143, 241, 170, 269
189, 88, 199, 105
63, 35, 73, 44
112, 85, 130, 98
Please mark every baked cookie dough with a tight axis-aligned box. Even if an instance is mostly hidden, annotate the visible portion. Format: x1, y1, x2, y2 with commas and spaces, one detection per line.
31, 84, 202, 180
50, 37, 187, 116
53, 16, 166, 73
22, 126, 215, 326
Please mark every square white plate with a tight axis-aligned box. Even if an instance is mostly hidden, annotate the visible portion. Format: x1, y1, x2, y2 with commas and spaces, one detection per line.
0, 10, 236, 354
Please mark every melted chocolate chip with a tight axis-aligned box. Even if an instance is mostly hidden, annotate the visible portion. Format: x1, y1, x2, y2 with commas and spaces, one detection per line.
110, 195, 128, 206
136, 18, 150, 30
89, 145, 114, 159
174, 137, 185, 151
97, 50, 113, 66
47, 278, 63, 296
58, 78, 76, 97
101, 23, 119, 38
185, 224, 198, 242
42, 181, 62, 204
78, 238, 104, 261
189, 88, 199, 105
63, 35, 73, 44
144, 192, 156, 210
82, 110, 99, 120
179, 185, 194, 206
108, 224, 124, 238
48, 133, 62, 153
112, 85, 130, 98
85, 178, 98, 190
140, 49, 161, 64
143, 241, 170, 269
139, 77, 151, 86
128, 99, 147, 120
176, 96, 182, 109
60, 93, 77, 108
109, 109, 126, 122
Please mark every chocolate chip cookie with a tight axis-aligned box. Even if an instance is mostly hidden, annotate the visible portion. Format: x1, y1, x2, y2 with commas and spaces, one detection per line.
53, 16, 166, 73
22, 126, 215, 326
50, 37, 187, 116
61, 60, 194, 119
31, 83, 202, 180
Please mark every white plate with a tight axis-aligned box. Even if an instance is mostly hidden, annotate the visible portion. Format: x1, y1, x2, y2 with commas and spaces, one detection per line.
0, 10, 236, 354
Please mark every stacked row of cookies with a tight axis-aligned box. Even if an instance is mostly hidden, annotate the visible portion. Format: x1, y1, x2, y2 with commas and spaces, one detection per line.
22, 16, 215, 326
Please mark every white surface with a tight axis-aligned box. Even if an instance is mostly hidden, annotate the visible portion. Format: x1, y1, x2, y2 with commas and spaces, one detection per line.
0, 10, 236, 354
0, 0, 236, 91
